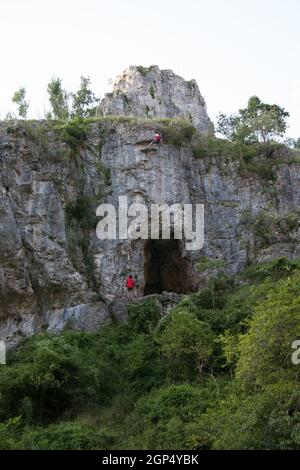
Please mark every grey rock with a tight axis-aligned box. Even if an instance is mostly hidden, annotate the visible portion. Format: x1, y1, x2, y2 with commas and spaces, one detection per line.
100, 65, 210, 132
0, 70, 300, 346
44, 302, 111, 333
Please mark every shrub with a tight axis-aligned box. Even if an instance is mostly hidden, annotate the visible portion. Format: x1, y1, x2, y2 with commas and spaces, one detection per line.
149, 84, 156, 99
19, 421, 115, 450
136, 66, 150, 77
0, 418, 22, 450
157, 308, 214, 379
54, 118, 88, 153
161, 119, 196, 147
0, 333, 113, 423
127, 299, 161, 334
241, 258, 300, 282
236, 272, 300, 389
124, 382, 220, 450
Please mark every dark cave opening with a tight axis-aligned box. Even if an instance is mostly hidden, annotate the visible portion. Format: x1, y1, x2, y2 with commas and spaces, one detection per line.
143, 239, 191, 295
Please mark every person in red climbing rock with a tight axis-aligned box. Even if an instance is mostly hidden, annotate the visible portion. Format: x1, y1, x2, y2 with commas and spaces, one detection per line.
145, 131, 162, 150
126, 274, 135, 300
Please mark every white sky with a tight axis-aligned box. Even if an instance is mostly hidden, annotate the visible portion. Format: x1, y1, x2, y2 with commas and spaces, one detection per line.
0, 0, 299, 137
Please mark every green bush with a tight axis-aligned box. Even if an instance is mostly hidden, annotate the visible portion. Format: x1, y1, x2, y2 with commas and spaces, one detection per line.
161, 119, 196, 147
19, 421, 115, 450
0, 333, 114, 423
192, 137, 256, 161
127, 299, 161, 334
136, 66, 150, 77
149, 84, 156, 99
121, 334, 166, 395
241, 257, 300, 282
1, 261, 300, 450
123, 382, 220, 450
195, 381, 300, 450
157, 308, 214, 379
54, 118, 88, 153
0, 418, 23, 450
236, 273, 300, 389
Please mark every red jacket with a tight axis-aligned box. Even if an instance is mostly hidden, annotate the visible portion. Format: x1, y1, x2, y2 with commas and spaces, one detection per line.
154, 133, 161, 142
126, 277, 135, 288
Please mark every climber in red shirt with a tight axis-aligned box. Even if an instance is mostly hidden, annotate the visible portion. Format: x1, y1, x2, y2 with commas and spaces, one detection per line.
126, 275, 135, 300
144, 132, 162, 150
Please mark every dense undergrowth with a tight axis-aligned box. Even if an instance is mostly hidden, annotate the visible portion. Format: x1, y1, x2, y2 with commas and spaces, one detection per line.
0, 258, 300, 449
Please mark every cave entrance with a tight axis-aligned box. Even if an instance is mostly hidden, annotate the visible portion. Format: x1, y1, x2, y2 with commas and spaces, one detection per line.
143, 239, 190, 295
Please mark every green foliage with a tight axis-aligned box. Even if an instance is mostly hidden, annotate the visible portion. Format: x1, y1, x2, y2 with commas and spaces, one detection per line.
55, 118, 88, 153
65, 194, 100, 289
47, 76, 99, 120
161, 119, 196, 147
124, 382, 221, 449
195, 381, 300, 450
217, 96, 289, 144
149, 84, 156, 99
192, 269, 300, 450
241, 160, 277, 181
121, 334, 166, 395
192, 135, 281, 181
157, 308, 214, 379
217, 113, 247, 142
1, 261, 300, 449
196, 256, 225, 272
187, 273, 234, 313
128, 299, 161, 334
240, 209, 300, 249
19, 421, 115, 450
192, 135, 256, 161
236, 273, 300, 389
241, 257, 300, 282
136, 66, 150, 77
196, 284, 256, 334
47, 77, 70, 120
0, 418, 22, 450
284, 137, 300, 149
71, 76, 99, 118
0, 333, 112, 423
12, 87, 29, 118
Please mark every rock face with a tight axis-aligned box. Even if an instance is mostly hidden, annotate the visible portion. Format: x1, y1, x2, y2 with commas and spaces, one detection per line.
100, 65, 210, 132
0, 67, 300, 347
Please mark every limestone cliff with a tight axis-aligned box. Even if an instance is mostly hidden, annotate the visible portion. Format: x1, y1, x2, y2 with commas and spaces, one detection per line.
0, 66, 300, 346
100, 65, 210, 132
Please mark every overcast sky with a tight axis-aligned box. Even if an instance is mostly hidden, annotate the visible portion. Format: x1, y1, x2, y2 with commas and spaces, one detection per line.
1, 0, 299, 136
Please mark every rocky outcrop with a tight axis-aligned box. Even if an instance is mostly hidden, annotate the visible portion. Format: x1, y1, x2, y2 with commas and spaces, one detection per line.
0, 122, 112, 346
0, 68, 300, 347
100, 65, 210, 133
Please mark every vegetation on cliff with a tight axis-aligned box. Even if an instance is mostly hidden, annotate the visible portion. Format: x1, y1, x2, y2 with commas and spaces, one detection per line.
0, 258, 300, 450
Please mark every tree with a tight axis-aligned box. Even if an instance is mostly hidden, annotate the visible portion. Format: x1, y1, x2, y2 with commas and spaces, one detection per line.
12, 87, 29, 118
236, 273, 300, 389
47, 77, 70, 120
157, 308, 214, 379
284, 137, 300, 149
216, 113, 247, 143
71, 76, 99, 118
217, 96, 289, 144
